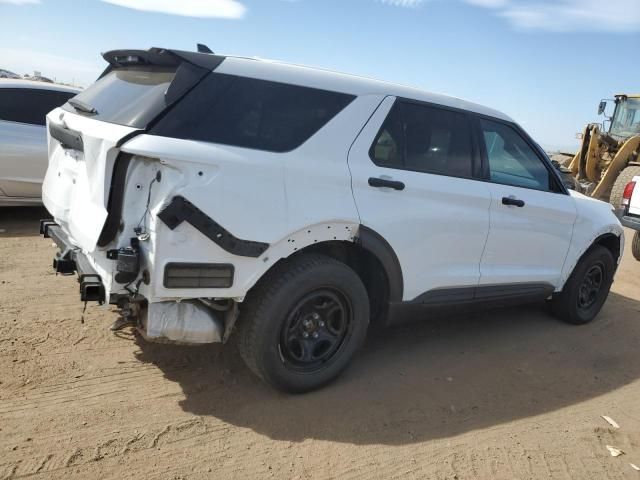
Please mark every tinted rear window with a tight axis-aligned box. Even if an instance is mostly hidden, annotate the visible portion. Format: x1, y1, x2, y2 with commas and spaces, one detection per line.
150, 73, 356, 152
62, 67, 176, 128
370, 101, 474, 178
0, 88, 76, 126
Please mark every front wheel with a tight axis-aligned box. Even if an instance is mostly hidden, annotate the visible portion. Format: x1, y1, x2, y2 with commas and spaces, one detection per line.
237, 254, 370, 393
551, 245, 615, 325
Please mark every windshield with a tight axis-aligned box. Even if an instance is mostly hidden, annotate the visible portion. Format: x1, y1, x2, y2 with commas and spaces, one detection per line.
610, 98, 640, 139
62, 67, 176, 128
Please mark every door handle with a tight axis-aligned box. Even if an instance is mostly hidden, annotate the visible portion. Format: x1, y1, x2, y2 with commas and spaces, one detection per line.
502, 196, 525, 207
368, 177, 405, 191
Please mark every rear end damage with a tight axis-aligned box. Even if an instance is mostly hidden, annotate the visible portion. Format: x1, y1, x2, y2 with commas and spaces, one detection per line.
41, 47, 362, 346
42, 152, 245, 344
41, 47, 237, 344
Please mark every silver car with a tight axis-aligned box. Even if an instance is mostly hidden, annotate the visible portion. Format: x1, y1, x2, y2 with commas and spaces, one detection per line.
0, 79, 80, 206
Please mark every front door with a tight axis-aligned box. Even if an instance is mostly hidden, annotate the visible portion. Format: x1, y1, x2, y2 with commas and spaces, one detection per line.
477, 117, 577, 289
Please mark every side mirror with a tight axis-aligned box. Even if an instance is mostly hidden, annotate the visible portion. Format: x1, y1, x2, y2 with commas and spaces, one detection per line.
598, 100, 607, 116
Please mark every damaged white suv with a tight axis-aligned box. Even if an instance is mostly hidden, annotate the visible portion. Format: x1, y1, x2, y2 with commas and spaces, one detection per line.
41, 47, 624, 393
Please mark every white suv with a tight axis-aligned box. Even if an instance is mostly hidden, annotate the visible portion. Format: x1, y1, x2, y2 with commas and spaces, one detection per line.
41, 47, 624, 392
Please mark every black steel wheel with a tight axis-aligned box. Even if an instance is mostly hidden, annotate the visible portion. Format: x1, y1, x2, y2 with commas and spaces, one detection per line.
551, 245, 615, 325
237, 254, 370, 393
576, 263, 604, 311
279, 289, 353, 372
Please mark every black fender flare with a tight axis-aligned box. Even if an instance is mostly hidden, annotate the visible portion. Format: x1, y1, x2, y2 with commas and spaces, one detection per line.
356, 225, 404, 303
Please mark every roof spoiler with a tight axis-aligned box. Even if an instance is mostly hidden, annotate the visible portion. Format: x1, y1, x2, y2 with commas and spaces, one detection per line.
98, 46, 224, 79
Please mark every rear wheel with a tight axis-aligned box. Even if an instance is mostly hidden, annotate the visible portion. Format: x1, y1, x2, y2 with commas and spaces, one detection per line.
632, 231, 640, 262
610, 166, 640, 207
237, 254, 369, 393
551, 245, 615, 325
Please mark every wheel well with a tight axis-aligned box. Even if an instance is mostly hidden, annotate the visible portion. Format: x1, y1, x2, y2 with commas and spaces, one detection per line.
288, 241, 391, 324
592, 233, 622, 264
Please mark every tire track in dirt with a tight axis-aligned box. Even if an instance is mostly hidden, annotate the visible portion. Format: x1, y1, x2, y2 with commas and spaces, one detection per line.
0, 418, 221, 479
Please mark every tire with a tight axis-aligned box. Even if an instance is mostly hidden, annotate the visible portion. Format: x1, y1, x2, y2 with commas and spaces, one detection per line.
632, 231, 640, 262
609, 166, 640, 207
551, 245, 615, 325
237, 254, 370, 393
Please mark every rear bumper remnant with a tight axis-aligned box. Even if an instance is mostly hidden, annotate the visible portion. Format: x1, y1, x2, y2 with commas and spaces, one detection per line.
40, 219, 106, 303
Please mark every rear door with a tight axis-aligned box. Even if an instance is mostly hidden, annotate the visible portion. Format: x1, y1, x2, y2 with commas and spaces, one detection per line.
348, 97, 492, 301
476, 117, 577, 288
0, 87, 75, 198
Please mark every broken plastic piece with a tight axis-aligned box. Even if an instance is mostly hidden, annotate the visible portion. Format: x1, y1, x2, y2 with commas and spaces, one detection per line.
602, 415, 620, 429
606, 445, 624, 457
630, 463, 640, 471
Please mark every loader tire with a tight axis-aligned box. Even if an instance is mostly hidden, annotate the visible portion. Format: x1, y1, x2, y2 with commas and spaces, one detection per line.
610, 166, 640, 207
632, 231, 640, 262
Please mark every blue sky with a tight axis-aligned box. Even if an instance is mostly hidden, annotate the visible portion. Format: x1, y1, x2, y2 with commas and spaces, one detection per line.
1, 0, 639, 151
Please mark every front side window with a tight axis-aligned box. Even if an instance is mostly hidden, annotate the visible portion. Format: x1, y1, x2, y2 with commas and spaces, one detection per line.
151, 74, 356, 152
480, 118, 551, 191
0, 89, 76, 126
370, 101, 474, 178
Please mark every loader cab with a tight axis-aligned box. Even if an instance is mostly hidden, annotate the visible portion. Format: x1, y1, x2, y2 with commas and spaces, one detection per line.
608, 95, 640, 141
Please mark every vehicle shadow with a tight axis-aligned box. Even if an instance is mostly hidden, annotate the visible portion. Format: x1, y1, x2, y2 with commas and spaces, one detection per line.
0, 206, 49, 238
133, 291, 640, 446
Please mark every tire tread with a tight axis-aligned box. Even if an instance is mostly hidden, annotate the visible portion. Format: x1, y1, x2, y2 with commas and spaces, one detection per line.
610, 166, 640, 207
237, 254, 354, 384
551, 245, 614, 325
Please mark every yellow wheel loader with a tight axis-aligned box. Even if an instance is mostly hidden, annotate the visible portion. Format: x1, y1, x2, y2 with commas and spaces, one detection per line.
554, 94, 640, 205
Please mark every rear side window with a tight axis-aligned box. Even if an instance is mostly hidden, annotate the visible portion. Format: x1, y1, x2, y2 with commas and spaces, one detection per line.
480, 118, 551, 191
0, 88, 76, 126
370, 101, 474, 178
151, 74, 356, 153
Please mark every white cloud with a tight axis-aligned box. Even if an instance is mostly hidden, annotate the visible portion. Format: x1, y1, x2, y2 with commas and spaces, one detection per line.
463, 0, 640, 32
380, 0, 425, 7
100, 0, 246, 19
465, 0, 508, 7
0, 48, 103, 86
0, 0, 40, 4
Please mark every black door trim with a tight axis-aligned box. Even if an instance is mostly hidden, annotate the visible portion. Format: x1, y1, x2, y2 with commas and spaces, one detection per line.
410, 282, 555, 307
356, 225, 404, 303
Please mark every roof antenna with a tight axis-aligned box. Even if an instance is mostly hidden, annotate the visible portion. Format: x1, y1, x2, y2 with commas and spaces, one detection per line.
197, 44, 214, 54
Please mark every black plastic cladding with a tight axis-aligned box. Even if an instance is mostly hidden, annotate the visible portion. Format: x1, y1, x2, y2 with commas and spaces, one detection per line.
97, 153, 133, 247
49, 122, 84, 151
158, 196, 269, 258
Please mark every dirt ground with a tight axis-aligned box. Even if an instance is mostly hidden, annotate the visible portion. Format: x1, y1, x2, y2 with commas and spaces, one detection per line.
1, 207, 640, 480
